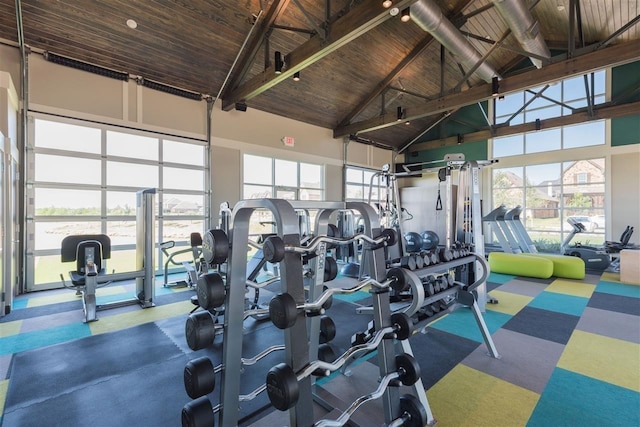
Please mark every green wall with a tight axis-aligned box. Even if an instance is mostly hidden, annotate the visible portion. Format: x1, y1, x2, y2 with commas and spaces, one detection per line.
410, 139, 488, 164
611, 61, 640, 147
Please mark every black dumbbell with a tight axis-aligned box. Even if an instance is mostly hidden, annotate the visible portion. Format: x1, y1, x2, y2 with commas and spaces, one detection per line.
266, 351, 420, 412
185, 311, 222, 351
268, 292, 332, 329
201, 229, 229, 265
184, 345, 286, 399
196, 272, 225, 311
319, 315, 337, 344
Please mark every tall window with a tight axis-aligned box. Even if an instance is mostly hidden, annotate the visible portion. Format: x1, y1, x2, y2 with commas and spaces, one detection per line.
345, 166, 387, 203
27, 116, 208, 290
242, 154, 324, 237
493, 71, 606, 157
491, 158, 605, 250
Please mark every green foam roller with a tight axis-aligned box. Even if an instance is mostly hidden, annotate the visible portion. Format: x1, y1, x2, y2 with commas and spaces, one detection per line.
527, 253, 585, 280
488, 252, 553, 279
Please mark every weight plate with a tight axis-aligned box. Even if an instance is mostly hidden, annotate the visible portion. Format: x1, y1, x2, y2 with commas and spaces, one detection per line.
263, 236, 286, 263
387, 267, 408, 292
399, 394, 428, 427
378, 228, 397, 246
266, 363, 299, 411
324, 257, 338, 282
196, 273, 225, 310
181, 396, 214, 427
202, 229, 229, 265
395, 353, 421, 386
184, 357, 215, 399
185, 311, 216, 351
269, 293, 298, 329
390, 312, 413, 340
319, 315, 337, 344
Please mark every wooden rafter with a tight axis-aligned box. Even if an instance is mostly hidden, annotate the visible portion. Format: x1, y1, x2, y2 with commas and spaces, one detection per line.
333, 39, 640, 138
221, 0, 292, 100
221, 0, 416, 111
412, 100, 640, 151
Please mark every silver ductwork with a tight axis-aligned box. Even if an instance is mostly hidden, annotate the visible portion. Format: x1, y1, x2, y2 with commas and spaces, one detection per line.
410, 0, 500, 83
492, 0, 551, 68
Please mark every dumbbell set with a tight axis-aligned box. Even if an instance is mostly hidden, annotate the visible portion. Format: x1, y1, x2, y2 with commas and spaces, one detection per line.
387, 242, 473, 272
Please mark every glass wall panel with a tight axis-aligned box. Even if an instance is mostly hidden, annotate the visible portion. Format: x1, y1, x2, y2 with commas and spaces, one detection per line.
107, 131, 158, 161
525, 128, 561, 153
162, 193, 204, 216
35, 154, 101, 184
300, 163, 322, 188
35, 119, 101, 153
106, 191, 137, 215
563, 121, 606, 149
163, 167, 204, 191
275, 159, 298, 186
493, 167, 523, 188
107, 161, 158, 188
493, 135, 523, 157
162, 219, 204, 242
163, 140, 205, 166
244, 184, 273, 199
35, 188, 101, 215
244, 155, 272, 185
35, 221, 102, 251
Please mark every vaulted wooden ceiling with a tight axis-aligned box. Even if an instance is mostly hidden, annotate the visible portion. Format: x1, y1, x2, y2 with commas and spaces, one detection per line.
0, 0, 638, 151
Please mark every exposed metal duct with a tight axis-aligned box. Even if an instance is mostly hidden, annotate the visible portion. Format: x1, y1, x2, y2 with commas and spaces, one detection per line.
410, 0, 500, 83
492, 0, 551, 68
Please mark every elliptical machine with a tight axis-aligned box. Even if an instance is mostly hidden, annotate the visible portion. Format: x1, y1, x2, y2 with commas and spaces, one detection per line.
561, 217, 611, 271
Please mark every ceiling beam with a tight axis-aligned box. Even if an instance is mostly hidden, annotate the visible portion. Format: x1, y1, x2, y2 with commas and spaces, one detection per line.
221, 0, 292, 100
411, 100, 640, 152
336, 0, 475, 128
333, 39, 640, 138
221, 0, 416, 111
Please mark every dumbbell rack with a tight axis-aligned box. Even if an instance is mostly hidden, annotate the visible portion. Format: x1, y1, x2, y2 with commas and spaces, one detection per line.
295, 201, 434, 426
219, 198, 312, 426
214, 199, 431, 426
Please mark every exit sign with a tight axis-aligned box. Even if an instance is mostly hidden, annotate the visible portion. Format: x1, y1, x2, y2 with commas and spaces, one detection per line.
282, 136, 295, 147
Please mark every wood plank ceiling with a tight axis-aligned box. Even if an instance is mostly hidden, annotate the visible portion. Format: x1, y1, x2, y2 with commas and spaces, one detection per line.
0, 0, 638, 151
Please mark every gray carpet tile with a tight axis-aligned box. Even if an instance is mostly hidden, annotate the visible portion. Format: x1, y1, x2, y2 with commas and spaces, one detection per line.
575, 306, 640, 343
462, 328, 565, 394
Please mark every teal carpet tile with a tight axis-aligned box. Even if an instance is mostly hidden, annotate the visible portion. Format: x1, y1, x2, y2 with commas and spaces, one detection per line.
595, 280, 640, 299
527, 367, 640, 427
429, 308, 512, 343
487, 272, 516, 284
334, 290, 370, 304
528, 291, 590, 317
0, 322, 91, 356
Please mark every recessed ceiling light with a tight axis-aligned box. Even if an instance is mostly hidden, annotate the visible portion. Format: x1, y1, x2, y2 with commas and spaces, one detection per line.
126, 19, 138, 29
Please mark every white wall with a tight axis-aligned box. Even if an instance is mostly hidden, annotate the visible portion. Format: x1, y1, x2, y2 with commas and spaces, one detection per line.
0, 44, 394, 231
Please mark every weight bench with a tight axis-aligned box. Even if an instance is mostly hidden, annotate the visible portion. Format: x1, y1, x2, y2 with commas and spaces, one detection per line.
60, 234, 112, 322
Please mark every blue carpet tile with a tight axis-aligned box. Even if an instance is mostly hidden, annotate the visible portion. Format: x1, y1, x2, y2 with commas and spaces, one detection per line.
502, 306, 580, 345
587, 292, 640, 316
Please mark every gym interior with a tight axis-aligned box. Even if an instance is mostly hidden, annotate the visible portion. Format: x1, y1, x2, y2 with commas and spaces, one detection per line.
0, 1, 639, 426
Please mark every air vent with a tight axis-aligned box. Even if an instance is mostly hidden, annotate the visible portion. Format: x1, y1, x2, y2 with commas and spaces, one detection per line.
43, 52, 129, 81
140, 78, 202, 101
